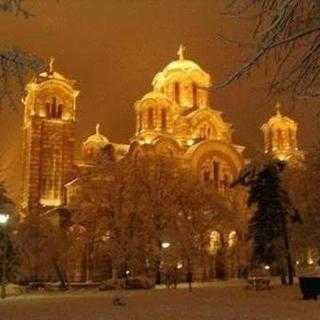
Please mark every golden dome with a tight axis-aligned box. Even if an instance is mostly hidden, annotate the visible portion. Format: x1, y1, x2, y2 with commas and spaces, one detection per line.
83, 124, 110, 161
152, 45, 211, 90
262, 103, 297, 130
83, 124, 109, 147
141, 90, 171, 102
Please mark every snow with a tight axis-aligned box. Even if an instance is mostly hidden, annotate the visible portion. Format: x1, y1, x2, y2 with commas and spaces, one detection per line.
0, 280, 319, 320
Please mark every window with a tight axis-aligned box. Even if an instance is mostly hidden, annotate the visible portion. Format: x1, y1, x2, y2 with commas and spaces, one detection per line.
192, 82, 198, 107
228, 231, 238, 247
57, 104, 63, 118
207, 127, 211, 139
288, 129, 294, 147
203, 170, 210, 183
199, 123, 214, 140
138, 112, 143, 132
213, 160, 220, 188
147, 108, 154, 129
277, 129, 283, 149
46, 97, 63, 119
174, 82, 180, 104
161, 109, 167, 130
223, 174, 229, 189
209, 231, 222, 255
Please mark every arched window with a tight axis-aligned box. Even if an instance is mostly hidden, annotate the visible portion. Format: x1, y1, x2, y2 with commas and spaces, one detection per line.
51, 97, 57, 118
174, 82, 180, 104
277, 129, 283, 149
222, 174, 229, 189
57, 104, 63, 118
199, 123, 214, 140
288, 129, 294, 147
268, 130, 273, 151
192, 82, 198, 107
207, 127, 211, 139
46, 97, 63, 119
147, 108, 154, 129
228, 231, 238, 247
46, 102, 51, 118
138, 112, 143, 132
213, 160, 220, 188
161, 108, 167, 130
199, 127, 205, 139
203, 170, 210, 183
209, 231, 222, 255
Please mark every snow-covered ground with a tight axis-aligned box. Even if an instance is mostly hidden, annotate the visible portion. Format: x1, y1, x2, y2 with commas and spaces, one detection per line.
0, 280, 319, 320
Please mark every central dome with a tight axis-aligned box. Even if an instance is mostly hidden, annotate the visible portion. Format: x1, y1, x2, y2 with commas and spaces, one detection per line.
152, 46, 211, 91
162, 59, 203, 73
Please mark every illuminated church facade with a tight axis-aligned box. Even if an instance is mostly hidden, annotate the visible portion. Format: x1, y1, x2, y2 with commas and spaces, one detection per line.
21, 47, 304, 280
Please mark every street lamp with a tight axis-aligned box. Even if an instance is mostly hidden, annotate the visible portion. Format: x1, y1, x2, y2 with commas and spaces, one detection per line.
161, 242, 170, 249
0, 213, 9, 299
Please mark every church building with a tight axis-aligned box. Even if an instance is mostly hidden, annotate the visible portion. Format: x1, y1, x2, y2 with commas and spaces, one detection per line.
21, 46, 303, 280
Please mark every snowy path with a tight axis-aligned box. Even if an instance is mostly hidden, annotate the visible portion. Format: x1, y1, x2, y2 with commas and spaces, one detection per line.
0, 281, 319, 320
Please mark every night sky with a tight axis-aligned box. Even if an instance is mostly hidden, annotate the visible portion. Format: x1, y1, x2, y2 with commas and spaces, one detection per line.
1, 0, 319, 199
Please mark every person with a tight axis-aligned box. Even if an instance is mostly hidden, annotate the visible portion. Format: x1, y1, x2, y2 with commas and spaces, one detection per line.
165, 268, 172, 289
186, 270, 193, 292
173, 267, 178, 289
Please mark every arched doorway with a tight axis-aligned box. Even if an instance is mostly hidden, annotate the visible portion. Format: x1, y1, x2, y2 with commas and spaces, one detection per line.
208, 231, 226, 279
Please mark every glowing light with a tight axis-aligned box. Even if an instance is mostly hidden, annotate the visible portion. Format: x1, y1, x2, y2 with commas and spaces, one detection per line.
296, 260, 300, 265
0, 214, 9, 224
308, 258, 314, 265
144, 138, 152, 144
161, 242, 170, 249
40, 198, 62, 206
187, 139, 194, 146
264, 265, 270, 270
177, 262, 183, 269
125, 270, 130, 275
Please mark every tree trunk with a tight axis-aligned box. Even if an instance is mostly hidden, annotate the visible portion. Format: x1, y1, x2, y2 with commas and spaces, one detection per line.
187, 257, 192, 292
279, 263, 287, 285
155, 260, 161, 285
281, 213, 294, 285
52, 259, 67, 289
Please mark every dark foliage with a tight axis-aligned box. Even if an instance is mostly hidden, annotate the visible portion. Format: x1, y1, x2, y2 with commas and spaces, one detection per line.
235, 160, 301, 284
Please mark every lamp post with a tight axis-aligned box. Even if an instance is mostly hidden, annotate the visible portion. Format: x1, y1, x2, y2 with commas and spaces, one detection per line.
0, 213, 9, 299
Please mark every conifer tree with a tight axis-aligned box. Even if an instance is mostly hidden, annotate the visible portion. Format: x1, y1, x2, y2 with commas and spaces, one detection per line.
235, 160, 301, 285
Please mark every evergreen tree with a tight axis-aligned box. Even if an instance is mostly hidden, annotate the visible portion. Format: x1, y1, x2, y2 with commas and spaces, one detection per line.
235, 160, 301, 285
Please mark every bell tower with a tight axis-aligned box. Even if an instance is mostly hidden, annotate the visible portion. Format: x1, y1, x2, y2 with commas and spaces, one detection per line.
261, 103, 303, 163
22, 58, 79, 214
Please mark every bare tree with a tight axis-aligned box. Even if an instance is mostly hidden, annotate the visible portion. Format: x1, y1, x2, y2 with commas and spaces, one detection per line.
220, 0, 320, 99
0, 0, 31, 17
0, 0, 44, 108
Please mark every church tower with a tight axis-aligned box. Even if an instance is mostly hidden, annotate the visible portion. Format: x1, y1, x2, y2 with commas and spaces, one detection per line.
22, 58, 79, 214
261, 102, 304, 163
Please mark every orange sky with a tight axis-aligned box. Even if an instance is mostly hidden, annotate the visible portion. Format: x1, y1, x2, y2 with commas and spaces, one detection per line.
0, 0, 318, 199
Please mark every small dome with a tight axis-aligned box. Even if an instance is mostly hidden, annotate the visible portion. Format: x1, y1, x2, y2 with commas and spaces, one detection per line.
263, 103, 297, 129
141, 91, 171, 102
82, 124, 109, 161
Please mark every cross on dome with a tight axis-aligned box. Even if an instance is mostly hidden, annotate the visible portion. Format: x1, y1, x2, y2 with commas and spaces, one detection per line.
96, 123, 100, 135
49, 57, 55, 73
177, 44, 185, 60
275, 102, 282, 116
